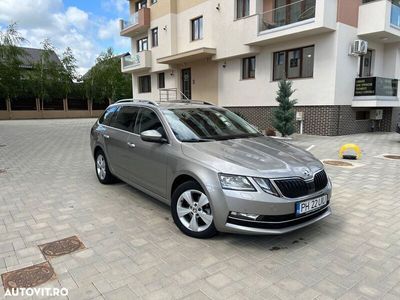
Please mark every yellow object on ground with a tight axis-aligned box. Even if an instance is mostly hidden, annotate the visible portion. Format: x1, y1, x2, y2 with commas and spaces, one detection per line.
339, 144, 362, 159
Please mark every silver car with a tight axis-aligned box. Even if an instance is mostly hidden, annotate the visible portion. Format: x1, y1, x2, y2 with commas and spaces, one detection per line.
90, 99, 332, 238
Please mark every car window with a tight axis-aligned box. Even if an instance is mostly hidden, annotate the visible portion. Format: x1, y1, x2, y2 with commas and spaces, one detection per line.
99, 106, 118, 126
109, 106, 139, 132
135, 108, 166, 137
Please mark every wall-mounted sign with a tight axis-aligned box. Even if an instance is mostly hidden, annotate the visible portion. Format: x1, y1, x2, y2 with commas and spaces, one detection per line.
354, 77, 398, 97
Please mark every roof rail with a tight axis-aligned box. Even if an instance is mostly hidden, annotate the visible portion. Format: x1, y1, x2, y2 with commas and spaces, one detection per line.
114, 99, 159, 106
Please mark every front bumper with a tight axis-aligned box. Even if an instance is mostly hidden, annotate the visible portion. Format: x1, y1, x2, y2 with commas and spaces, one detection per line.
209, 178, 332, 235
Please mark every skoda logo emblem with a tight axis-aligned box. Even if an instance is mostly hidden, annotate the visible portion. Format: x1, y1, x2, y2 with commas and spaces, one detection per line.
302, 168, 312, 177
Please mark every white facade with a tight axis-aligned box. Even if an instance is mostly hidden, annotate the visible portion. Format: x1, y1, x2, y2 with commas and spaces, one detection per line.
119, 0, 400, 135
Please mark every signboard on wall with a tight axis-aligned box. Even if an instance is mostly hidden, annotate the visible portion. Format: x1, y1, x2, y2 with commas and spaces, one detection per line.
354, 77, 398, 97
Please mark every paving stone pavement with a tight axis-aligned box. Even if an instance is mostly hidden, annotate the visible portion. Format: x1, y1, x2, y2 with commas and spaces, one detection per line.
0, 119, 399, 299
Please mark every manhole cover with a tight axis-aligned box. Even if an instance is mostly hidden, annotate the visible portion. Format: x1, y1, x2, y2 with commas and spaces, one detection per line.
383, 155, 400, 160
1, 262, 55, 290
39, 236, 85, 259
323, 160, 353, 167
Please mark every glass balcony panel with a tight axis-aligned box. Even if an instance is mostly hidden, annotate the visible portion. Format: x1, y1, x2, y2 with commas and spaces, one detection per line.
260, 0, 316, 32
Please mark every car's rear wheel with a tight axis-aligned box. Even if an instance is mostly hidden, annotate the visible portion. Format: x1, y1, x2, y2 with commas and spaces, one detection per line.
171, 181, 217, 238
95, 150, 114, 184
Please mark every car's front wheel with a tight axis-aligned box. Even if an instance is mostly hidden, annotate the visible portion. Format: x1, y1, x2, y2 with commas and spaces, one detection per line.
171, 181, 217, 238
95, 150, 115, 184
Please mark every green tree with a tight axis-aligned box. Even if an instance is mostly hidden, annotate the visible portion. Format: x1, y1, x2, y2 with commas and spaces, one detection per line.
60, 47, 78, 99
84, 47, 132, 105
29, 38, 62, 109
273, 79, 297, 137
0, 23, 27, 102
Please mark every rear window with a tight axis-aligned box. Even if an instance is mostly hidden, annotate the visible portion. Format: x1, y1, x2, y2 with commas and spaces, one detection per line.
99, 106, 118, 126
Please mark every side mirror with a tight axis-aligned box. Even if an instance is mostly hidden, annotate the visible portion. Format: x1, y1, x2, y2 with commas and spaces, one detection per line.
140, 130, 167, 143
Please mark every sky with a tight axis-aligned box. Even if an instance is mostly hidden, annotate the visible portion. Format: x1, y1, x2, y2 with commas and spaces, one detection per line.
0, 0, 131, 75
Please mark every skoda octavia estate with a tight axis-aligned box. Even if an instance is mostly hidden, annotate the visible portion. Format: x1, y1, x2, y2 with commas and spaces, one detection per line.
90, 99, 332, 238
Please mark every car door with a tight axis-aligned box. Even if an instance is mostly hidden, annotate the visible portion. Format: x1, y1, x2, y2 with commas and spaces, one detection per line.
104, 106, 139, 179
126, 107, 168, 198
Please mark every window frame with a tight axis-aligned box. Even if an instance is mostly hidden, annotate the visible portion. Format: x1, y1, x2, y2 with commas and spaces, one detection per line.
137, 37, 148, 52
242, 56, 256, 80
134, 108, 168, 141
138, 75, 152, 94
135, 0, 147, 11
272, 45, 315, 81
191, 16, 203, 41
236, 0, 250, 19
109, 106, 140, 132
151, 27, 159, 47
158, 72, 165, 89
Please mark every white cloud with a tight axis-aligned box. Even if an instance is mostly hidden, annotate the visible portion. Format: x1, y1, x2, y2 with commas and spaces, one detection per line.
101, 0, 128, 13
0, 0, 129, 75
65, 7, 89, 30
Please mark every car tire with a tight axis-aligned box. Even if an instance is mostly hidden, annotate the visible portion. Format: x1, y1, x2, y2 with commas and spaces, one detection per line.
94, 149, 115, 184
171, 181, 218, 239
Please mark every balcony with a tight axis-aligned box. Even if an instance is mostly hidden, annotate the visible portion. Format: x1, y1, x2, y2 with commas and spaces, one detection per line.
358, 0, 400, 42
353, 77, 400, 107
119, 8, 150, 37
121, 51, 152, 73
247, 0, 336, 46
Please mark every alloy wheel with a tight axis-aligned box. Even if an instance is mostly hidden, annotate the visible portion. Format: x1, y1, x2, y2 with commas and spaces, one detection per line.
176, 190, 213, 232
96, 154, 106, 180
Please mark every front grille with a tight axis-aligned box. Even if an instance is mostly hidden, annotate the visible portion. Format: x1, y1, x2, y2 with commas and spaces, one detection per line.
274, 170, 328, 198
227, 207, 329, 229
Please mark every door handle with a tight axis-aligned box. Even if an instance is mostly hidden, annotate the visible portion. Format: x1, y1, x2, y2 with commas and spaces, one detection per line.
127, 142, 136, 148
103, 134, 110, 139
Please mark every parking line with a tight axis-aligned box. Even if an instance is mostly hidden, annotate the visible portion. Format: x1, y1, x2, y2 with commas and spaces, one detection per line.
306, 145, 315, 151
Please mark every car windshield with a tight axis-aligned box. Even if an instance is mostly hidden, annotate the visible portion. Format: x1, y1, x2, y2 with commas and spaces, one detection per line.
162, 107, 262, 142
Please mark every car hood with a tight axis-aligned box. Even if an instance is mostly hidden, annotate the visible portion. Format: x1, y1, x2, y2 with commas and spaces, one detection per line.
182, 136, 324, 179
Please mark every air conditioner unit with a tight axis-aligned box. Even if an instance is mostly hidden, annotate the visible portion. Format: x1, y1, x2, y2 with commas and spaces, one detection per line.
370, 109, 383, 120
351, 40, 368, 56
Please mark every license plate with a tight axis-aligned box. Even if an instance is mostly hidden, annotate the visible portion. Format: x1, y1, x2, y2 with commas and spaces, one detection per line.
296, 195, 328, 216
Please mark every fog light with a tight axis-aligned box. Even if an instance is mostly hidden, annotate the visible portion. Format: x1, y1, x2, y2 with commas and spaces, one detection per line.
230, 212, 260, 221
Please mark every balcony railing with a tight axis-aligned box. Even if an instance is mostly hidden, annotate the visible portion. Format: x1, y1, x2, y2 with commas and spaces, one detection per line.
121, 12, 139, 31
119, 8, 150, 37
354, 77, 398, 97
121, 51, 151, 73
259, 0, 316, 32
391, 2, 400, 27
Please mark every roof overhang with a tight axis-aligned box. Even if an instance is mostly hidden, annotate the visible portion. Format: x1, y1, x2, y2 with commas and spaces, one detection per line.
157, 47, 216, 64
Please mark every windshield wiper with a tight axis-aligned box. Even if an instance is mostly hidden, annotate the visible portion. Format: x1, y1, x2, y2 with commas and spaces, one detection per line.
181, 138, 215, 143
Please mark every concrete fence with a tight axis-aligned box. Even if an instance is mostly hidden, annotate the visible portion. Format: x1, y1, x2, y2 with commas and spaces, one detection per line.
0, 98, 110, 120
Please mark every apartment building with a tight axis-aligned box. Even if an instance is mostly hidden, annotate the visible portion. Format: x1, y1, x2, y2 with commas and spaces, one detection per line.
119, 0, 400, 135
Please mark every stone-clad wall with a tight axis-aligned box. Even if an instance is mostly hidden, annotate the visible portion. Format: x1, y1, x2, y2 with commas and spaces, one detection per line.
227, 105, 393, 136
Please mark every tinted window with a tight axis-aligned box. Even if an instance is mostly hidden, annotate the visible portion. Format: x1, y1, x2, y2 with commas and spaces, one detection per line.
99, 106, 118, 126
136, 108, 165, 136
109, 106, 139, 131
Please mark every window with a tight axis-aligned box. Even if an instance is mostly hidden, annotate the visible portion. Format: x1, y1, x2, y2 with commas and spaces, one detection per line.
273, 45, 314, 80
237, 0, 250, 19
158, 72, 165, 89
135, 108, 166, 137
137, 37, 148, 52
138, 75, 152, 93
191, 16, 203, 41
135, 0, 147, 11
151, 0, 157, 4
109, 106, 140, 131
356, 111, 370, 120
242, 56, 256, 79
99, 106, 118, 126
151, 28, 158, 47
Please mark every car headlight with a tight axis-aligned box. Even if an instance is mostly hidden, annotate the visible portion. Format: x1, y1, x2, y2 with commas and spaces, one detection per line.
253, 177, 279, 196
218, 174, 255, 191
